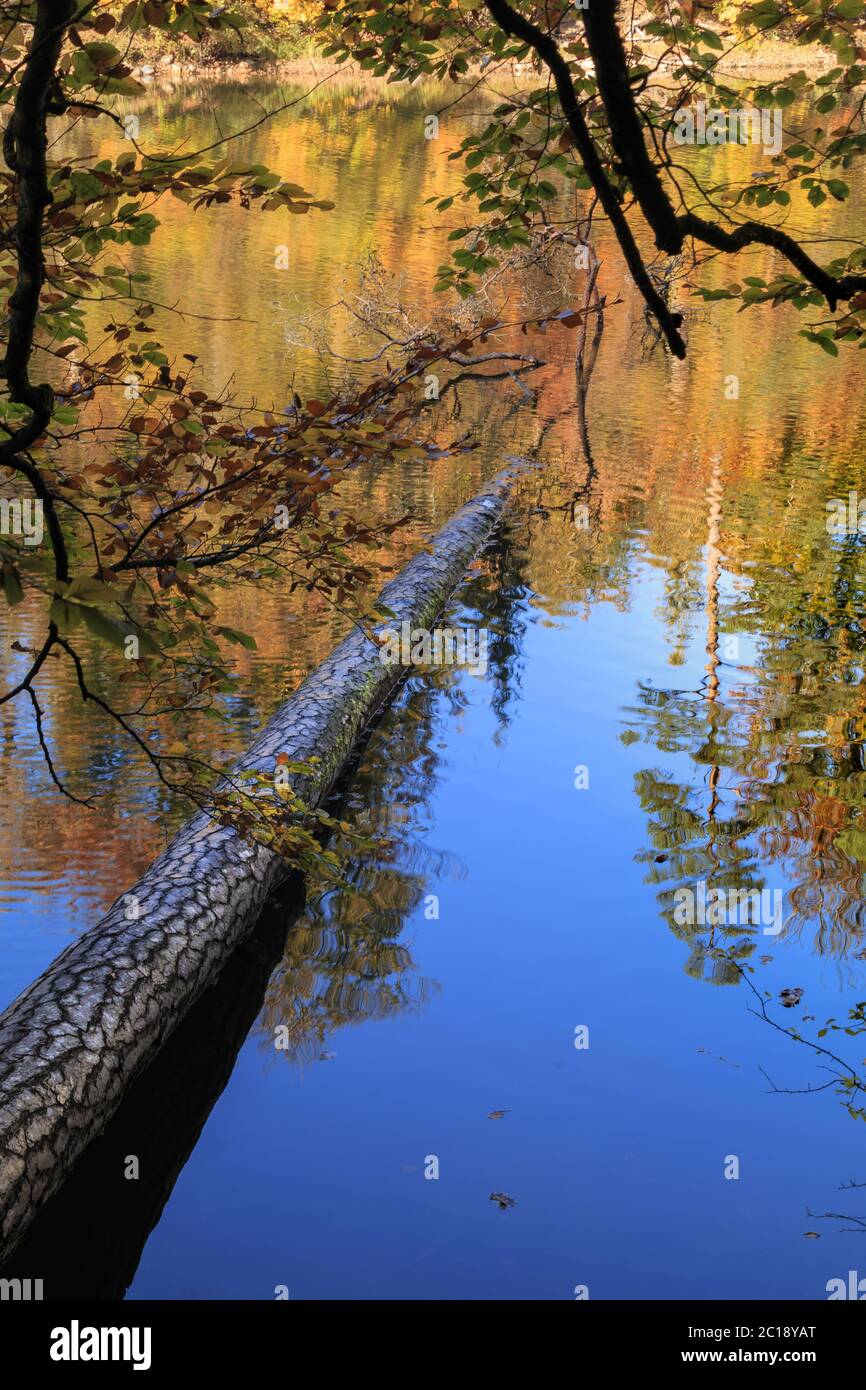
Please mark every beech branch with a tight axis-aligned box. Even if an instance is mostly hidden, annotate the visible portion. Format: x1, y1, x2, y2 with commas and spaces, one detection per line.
484, 0, 866, 356
484, 0, 687, 357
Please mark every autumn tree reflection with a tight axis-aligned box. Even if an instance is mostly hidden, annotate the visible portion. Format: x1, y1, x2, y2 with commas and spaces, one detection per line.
624, 453, 866, 981
258, 532, 530, 1061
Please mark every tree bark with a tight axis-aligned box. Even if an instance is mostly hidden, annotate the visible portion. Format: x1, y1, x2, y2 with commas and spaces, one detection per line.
0, 460, 533, 1262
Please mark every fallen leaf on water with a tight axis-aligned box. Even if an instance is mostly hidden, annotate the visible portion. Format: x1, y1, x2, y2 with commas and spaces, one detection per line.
780, 988, 804, 1008
490, 1192, 516, 1210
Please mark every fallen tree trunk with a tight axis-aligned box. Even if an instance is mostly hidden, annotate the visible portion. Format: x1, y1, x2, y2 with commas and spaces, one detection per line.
0, 880, 305, 1298
0, 461, 531, 1262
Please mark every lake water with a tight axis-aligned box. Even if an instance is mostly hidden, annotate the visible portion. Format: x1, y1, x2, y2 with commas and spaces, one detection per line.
2, 76, 866, 1300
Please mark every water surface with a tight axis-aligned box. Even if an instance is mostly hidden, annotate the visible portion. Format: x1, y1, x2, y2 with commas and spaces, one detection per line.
2, 77, 866, 1300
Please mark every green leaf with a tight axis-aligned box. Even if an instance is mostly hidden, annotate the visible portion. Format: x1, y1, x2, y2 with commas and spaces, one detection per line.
215, 625, 257, 651
80, 605, 129, 648
49, 596, 81, 631
1, 565, 24, 607
61, 576, 129, 606
813, 333, 839, 356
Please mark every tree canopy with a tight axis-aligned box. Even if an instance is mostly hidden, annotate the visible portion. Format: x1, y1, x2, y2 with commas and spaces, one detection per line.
319, 0, 866, 358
